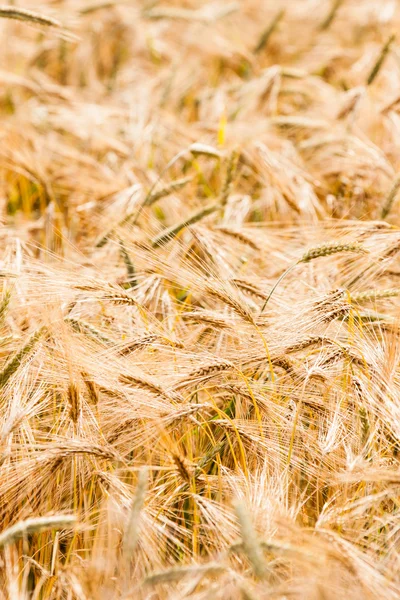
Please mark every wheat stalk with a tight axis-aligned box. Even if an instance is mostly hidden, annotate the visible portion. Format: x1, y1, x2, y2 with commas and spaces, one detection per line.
260, 242, 366, 313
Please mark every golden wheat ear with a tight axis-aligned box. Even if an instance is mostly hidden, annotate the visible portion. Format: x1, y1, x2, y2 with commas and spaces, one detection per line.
260, 242, 367, 313
0, 5, 75, 39
0, 515, 76, 548
0, 6, 62, 28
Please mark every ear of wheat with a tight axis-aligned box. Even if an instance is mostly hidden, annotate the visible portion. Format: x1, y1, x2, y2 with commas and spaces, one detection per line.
0, 515, 76, 547
260, 242, 367, 313
0, 6, 62, 28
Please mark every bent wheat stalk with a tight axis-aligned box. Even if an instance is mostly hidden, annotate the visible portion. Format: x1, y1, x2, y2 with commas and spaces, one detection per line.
260, 242, 366, 313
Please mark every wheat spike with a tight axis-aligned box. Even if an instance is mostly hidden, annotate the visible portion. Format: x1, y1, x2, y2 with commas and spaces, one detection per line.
151, 203, 219, 247
173, 453, 192, 481
123, 468, 148, 561
0, 289, 11, 325
234, 501, 267, 579
351, 288, 400, 303
0, 6, 62, 28
220, 149, 240, 205
300, 242, 366, 262
144, 176, 193, 208
206, 284, 255, 324
81, 371, 99, 405
189, 143, 222, 158
119, 239, 137, 288
66, 318, 112, 345
144, 563, 225, 586
0, 515, 76, 547
215, 227, 260, 250
260, 242, 366, 313
0, 327, 45, 388
175, 360, 235, 390
381, 176, 400, 219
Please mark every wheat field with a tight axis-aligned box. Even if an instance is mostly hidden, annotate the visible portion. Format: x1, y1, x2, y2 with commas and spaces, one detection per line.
1, 1, 400, 598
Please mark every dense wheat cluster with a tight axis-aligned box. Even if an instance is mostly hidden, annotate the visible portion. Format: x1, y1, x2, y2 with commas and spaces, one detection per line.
2, 1, 400, 598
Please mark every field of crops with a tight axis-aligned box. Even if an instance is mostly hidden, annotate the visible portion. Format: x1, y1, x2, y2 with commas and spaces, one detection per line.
1, 1, 400, 598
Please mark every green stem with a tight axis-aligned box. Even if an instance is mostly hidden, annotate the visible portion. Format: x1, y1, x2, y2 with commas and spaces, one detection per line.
260, 262, 299, 314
